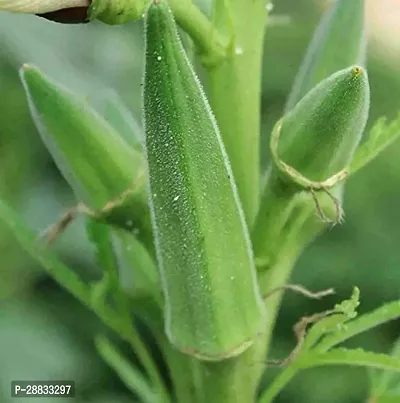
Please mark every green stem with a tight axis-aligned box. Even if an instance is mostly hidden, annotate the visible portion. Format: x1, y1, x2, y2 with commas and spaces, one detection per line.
170, 0, 229, 64
259, 237, 304, 355
204, 0, 269, 225
256, 207, 328, 402
259, 203, 322, 352
119, 318, 170, 402
162, 345, 203, 403
255, 215, 315, 403
96, 335, 160, 403
197, 324, 269, 403
258, 365, 298, 403
162, 322, 268, 403
252, 175, 300, 266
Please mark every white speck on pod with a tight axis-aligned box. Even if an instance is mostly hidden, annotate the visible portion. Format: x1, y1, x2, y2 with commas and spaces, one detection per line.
235, 47, 244, 56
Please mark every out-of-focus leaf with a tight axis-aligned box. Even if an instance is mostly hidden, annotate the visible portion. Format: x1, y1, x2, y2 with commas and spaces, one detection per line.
0, 197, 90, 304
95, 335, 160, 403
0, 301, 98, 403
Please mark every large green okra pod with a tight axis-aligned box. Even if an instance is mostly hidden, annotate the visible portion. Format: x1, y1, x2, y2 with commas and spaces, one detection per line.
143, 0, 265, 361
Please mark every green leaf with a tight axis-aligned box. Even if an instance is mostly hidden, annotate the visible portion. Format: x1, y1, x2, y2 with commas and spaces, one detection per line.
0, 198, 167, 399
315, 300, 400, 353
95, 335, 160, 403
350, 113, 400, 175
299, 348, 400, 372
20, 65, 153, 248
144, 0, 264, 360
285, 0, 365, 112
0, 198, 90, 306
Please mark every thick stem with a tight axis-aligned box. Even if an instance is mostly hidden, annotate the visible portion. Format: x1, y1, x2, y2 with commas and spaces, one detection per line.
164, 321, 268, 403
204, 0, 269, 225
259, 203, 321, 353
195, 323, 268, 403
258, 365, 298, 403
252, 174, 300, 266
170, 0, 229, 64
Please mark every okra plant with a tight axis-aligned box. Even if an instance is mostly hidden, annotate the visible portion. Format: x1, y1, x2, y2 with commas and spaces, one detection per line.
1, 0, 400, 402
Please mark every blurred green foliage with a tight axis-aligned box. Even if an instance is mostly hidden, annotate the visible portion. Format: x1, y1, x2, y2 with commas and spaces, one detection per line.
0, 0, 399, 402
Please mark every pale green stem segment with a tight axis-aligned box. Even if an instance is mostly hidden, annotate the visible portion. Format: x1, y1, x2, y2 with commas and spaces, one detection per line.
20, 65, 153, 248
144, 0, 264, 361
204, 0, 270, 226
285, 0, 366, 112
170, 0, 229, 65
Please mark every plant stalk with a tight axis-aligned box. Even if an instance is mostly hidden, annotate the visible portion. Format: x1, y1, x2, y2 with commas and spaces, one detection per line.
204, 0, 269, 225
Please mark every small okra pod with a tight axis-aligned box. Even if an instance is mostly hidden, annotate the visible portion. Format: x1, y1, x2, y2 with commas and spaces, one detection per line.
20, 66, 153, 247
276, 66, 370, 185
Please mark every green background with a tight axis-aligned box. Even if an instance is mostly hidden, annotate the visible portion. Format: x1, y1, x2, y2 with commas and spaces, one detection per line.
0, 0, 399, 401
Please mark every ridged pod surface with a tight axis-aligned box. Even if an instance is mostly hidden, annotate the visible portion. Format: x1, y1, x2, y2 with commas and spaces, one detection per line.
143, 0, 264, 360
